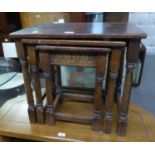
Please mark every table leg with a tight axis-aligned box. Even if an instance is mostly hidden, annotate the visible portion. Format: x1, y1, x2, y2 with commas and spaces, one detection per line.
92, 54, 106, 131
15, 41, 36, 123
40, 52, 55, 125
118, 40, 140, 136
103, 48, 122, 133
28, 46, 44, 124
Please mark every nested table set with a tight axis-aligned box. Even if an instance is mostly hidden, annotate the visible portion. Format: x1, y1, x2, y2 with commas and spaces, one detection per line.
10, 23, 146, 136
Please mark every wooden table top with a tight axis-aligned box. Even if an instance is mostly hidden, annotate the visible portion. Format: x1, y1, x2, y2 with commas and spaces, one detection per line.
0, 94, 155, 142
9, 22, 147, 39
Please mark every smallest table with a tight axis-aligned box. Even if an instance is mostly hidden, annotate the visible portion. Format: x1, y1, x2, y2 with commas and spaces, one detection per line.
9, 22, 147, 136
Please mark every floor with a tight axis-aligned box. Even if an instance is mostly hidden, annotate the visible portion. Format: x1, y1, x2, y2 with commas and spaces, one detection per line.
1, 96, 155, 141
0, 85, 25, 107
131, 55, 155, 116
0, 55, 155, 116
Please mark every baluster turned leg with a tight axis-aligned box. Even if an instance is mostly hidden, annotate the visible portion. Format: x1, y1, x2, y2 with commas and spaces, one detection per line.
40, 52, 55, 125
117, 63, 135, 136
92, 54, 106, 131
103, 48, 122, 133
118, 40, 140, 136
28, 46, 44, 124
15, 41, 36, 123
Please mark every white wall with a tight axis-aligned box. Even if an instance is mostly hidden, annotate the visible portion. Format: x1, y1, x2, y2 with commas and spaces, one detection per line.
129, 13, 155, 55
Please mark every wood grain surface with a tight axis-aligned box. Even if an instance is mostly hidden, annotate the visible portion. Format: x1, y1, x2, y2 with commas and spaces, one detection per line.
0, 94, 155, 142
9, 23, 146, 39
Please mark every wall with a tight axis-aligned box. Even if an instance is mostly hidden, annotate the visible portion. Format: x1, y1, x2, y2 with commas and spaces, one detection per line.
129, 13, 155, 55
20, 13, 71, 28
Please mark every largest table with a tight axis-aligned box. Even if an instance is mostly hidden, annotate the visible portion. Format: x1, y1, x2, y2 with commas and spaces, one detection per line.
9, 22, 146, 136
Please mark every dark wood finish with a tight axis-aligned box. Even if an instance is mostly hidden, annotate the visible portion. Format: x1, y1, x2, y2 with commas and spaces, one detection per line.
10, 23, 146, 136
92, 55, 106, 131
27, 46, 44, 124
39, 52, 55, 125
35, 42, 126, 131
15, 41, 36, 123
62, 86, 95, 95
10, 23, 146, 40
55, 112, 92, 124
118, 39, 141, 136
55, 66, 62, 95
104, 48, 122, 133
53, 94, 61, 110
36, 45, 111, 53
36, 45, 111, 68
63, 93, 94, 103
37, 45, 111, 128
22, 39, 126, 47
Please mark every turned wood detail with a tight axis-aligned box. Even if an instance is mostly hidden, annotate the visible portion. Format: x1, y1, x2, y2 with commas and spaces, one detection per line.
37, 45, 110, 128
27, 46, 44, 124
92, 55, 107, 131
20, 58, 36, 123
96, 74, 104, 83
31, 66, 39, 72
19, 59, 27, 67
104, 111, 113, 121
118, 63, 136, 136
104, 48, 122, 133
93, 110, 101, 124
40, 52, 55, 125
118, 39, 141, 136
15, 41, 36, 123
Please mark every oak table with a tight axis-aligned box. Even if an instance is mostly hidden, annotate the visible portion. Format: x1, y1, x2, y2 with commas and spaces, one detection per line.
9, 22, 147, 136
0, 96, 155, 142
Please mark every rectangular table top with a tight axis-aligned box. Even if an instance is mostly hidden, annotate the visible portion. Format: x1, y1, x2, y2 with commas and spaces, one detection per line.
9, 22, 147, 40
